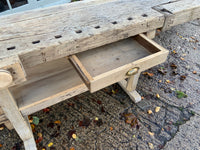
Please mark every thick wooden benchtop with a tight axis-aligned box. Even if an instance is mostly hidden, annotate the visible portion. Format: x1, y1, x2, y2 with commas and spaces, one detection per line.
0, 0, 199, 69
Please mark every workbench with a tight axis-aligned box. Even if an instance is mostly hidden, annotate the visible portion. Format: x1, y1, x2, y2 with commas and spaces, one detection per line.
0, 0, 199, 149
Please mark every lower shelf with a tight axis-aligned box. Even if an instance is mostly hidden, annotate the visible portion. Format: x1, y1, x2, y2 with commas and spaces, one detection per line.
10, 67, 88, 115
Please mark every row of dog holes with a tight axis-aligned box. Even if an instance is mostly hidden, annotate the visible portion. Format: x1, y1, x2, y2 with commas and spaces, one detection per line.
7, 14, 148, 51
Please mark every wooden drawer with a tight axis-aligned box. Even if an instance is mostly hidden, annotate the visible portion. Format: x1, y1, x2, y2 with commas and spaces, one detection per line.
69, 34, 169, 93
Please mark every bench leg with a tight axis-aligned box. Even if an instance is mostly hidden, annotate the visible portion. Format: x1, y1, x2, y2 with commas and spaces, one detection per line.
118, 73, 141, 103
146, 29, 156, 39
0, 89, 37, 150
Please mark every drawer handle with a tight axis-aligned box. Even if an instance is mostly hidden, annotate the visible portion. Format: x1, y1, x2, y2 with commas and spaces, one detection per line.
126, 67, 139, 76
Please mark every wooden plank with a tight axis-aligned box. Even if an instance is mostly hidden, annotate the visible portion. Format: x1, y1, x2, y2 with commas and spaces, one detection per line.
153, 0, 200, 30
0, 89, 36, 149
10, 66, 88, 115
0, 0, 166, 69
69, 55, 93, 88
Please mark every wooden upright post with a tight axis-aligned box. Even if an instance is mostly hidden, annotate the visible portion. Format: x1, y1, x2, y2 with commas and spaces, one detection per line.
0, 70, 36, 150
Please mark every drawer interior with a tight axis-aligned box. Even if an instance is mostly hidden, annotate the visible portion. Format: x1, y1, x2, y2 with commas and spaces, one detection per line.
76, 36, 159, 77
9, 58, 88, 115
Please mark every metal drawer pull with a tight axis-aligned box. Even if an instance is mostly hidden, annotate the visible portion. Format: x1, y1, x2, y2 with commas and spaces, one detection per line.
126, 67, 139, 76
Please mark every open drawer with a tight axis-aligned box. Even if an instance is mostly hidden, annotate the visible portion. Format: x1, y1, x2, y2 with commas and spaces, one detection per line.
69, 34, 169, 93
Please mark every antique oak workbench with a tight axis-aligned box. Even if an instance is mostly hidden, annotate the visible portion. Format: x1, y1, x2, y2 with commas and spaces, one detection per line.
0, 0, 199, 149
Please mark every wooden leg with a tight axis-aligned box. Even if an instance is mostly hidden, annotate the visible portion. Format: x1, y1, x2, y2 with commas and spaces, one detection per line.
118, 73, 141, 103
0, 89, 37, 150
146, 30, 156, 39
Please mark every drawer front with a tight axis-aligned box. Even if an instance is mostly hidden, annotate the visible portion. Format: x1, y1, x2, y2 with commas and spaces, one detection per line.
69, 34, 169, 93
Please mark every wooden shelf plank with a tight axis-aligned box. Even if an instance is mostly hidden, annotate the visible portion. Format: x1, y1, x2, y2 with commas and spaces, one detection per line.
10, 66, 88, 115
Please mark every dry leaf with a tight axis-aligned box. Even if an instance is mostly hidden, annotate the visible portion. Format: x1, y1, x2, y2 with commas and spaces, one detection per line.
193, 71, 197, 74
148, 143, 154, 149
48, 142, 53, 147
180, 57, 184, 60
0, 144, 2, 147
180, 75, 186, 80
95, 117, 99, 121
110, 127, 113, 131
141, 96, 144, 100
165, 80, 171, 84
158, 80, 162, 83
161, 128, 164, 131
156, 93, 160, 98
172, 50, 177, 54
155, 107, 161, 113
148, 131, 154, 136
70, 147, 75, 150
54, 120, 61, 124
147, 110, 152, 114
37, 132, 42, 137
0, 126, 4, 130
72, 134, 77, 139
143, 72, 154, 77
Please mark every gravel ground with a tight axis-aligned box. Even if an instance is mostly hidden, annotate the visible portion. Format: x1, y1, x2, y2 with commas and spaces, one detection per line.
0, 19, 200, 150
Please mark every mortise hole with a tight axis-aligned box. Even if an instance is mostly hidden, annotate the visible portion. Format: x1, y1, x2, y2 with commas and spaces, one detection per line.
7, 46, 16, 50
55, 35, 62, 39
111, 21, 117, 25
142, 14, 148, 17
32, 40, 40, 44
75, 30, 82, 34
94, 26, 100, 29
127, 17, 133, 20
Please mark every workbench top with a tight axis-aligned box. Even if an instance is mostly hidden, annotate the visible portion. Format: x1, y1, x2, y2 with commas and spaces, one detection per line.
0, 0, 199, 68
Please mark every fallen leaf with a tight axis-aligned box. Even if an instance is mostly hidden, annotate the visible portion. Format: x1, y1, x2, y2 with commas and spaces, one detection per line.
180, 57, 184, 60
155, 107, 160, 113
193, 71, 197, 74
70, 147, 75, 150
0, 126, 4, 130
176, 91, 187, 99
48, 142, 53, 147
165, 80, 171, 84
72, 133, 77, 139
148, 143, 154, 149
122, 113, 139, 128
67, 130, 76, 139
37, 133, 42, 137
110, 127, 113, 131
170, 63, 177, 69
42, 147, 46, 150
43, 108, 50, 113
190, 36, 195, 40
180, 75, 186, 80
67, 103, 75, 107
172, 50, 177, 54
161, 128, 164, 131
95, 117, 98, 121
141, 96, 144, 100
158, 80, 162, 83
143, 72, 154, 77
0, 144, 2, 147
148, 131, 154, 136
54, 120, 61, 124
147, 110, 153, 114
156, 93, 160, 98
112, 89, 118, 94
158, 67, 167, 75
133, 135, 136, 138
79, 118, 91, 128
36, 137, 43, 144
32, 116, 40, 125
31, 124, 35, 131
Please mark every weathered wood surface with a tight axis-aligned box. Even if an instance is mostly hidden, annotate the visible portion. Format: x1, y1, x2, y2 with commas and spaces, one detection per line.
1, 0, 199, 71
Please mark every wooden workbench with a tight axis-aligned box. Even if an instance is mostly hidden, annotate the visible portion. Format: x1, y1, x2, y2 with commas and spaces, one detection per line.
0, 0, 199, 149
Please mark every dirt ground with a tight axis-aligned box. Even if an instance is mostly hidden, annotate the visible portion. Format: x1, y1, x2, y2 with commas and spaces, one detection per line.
0, 19, 200, 150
